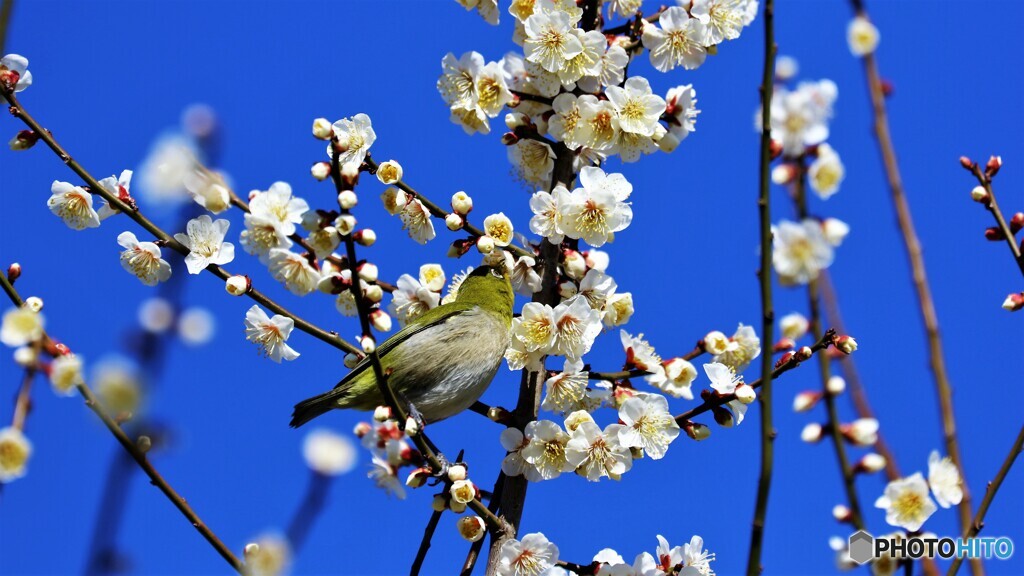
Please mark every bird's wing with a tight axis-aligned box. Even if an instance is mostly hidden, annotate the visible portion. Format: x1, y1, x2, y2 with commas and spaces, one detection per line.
331, 302, 478, 390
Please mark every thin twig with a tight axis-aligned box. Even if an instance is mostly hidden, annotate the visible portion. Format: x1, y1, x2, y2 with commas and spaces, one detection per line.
0, 272, 244, 574
0, 0, 13, 55
746, 0, 776, 571
964, 161, 1024, 277
848, 4, 975, 564
285, 472, 331, 554
410, 509, 444, 576
10, 341, 41, 431
947, 424, 1024, 576
2, 92, 362, 357
460, 472, 505, 576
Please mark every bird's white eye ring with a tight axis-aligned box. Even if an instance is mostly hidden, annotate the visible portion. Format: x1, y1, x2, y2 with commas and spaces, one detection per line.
490, 268, 502, 278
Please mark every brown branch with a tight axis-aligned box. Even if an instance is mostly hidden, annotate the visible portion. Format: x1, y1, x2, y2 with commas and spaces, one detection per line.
363, 155, 533, 260
10, 340, 41, 431
460, 472, 505, 576
0, 272, 244, 574
410, 509, 444, 576
962, 159, 1024, 277
0, 0, 13, 55
848, 4, 975, 562
746, 0, 776, 571
2, 92, 362, 357
947, 423, 1024, 576
602, 7, 666, 36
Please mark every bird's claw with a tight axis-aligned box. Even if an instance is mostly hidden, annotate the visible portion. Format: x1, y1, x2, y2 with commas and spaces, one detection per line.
429, 452, 451, 481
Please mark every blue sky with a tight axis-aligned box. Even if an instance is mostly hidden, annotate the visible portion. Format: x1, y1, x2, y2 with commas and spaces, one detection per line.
1, 1, 1022, 574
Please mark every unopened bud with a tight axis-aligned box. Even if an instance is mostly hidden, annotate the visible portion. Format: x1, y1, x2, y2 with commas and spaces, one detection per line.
353, 421, 372, 437
1010, 213, 1024, 234
449, 500, 467, 514
801, 422, 824, 443
311, 162, 331, 181
971, 185, 990, 203
24, 296, 43, 312
656, 131, 680, 154
337, 190, 358, 209
451, 191, 473, 215
842, 418, 879, 446
373, 405, 392, 422
340, 162, 360, 186
13, 346, 37, 367
773, 337, 796, 352
734, 384, 756, 404
558, 280, 578, 300
403, 416, 419, 436
450, 479, 476, 504
136, 435, 152, 453
432, 494, 447, 512
405, 466, 431, 488
7, 263, 21, 283
360, 334, 376, 354
363, 284, 384, 304
832, 504, 852, 523
771, 163, 797, 185
501, 132, 519, 146
880, 78, 894, 97
1002, 292, 1024, 312
375, 160, 403, 185
457, 516, 487, 542
370, 309, 392, 332
776, 351, 796, 368
336, 214, 357, 236
476, 235, 494, 254
826, 375, 846, 395
835, 335, 858, 354
357, 262, 378, 283
562, 249, 586, 280
505, 112, 529, 130
312, 118, 334, 140
354, 229, 376, 247
447, 464, 468, 482
793, 391, 822, 413
119, 413, 135, 427
244, 543, 261, 558
225, 275, 250, 296
712, 406, 734, 428
985, 226, 1005, 241
960, 156, 976, 171
986, 155, 1002, 177
684, 421, 711, 441
769, 140, 783, 160
795, 345, 813, 361
8, 129, 39, 151
445, 213, 464, 231
857, 453, 887, 474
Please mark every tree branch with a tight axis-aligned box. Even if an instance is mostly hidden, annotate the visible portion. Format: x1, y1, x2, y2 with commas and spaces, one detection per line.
962, 159, 1024, 277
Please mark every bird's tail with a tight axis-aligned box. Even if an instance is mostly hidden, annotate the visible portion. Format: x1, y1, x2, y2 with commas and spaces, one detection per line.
290, 388, 345, 428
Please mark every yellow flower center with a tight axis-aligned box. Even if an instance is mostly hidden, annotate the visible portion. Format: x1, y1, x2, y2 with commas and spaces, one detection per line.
894, 491, 925, 521
0, 437, 29, 471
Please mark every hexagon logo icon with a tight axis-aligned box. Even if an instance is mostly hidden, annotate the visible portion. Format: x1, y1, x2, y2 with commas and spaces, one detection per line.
848, 530, 874, 565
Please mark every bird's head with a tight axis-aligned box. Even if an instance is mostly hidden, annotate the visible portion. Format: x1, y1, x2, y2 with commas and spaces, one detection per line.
455, 264, 514, 321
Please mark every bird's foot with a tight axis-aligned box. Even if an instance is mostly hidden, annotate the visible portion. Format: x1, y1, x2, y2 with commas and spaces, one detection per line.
429, 452, 451, 480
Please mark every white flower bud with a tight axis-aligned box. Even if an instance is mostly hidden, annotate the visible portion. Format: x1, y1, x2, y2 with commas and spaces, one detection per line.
562, 250, 586, 280
375, 160, 403, 185
457, 516, 486, 542
801, 422, 824, 443
476, 235, 494, 254
771, 164, 796, 185
822, 218, 850, 247
382, 188, 408, 215
370, 309, 392, 332
24, 297, 43, 312
449, 479, 476, 504
832, 504, 852, 522
338, 190, 358, 209
826, 375, 846, 395
775, 55, 799, 81
734, 384, 756, 404
225, 275, 249, 296
779, 312, 809, 341
335, 214, 357, 236
244, 542, 261, 558
446, 213, 464, 231
657, 131, 680, 153
404, 416, 419, 436
311, 162, 331, 181
363, 284, 384, 304
357, 263, 378, 283
340, 162, 360, 185
451, 191, 473, 215
373, 405, 392, 422
558, 280, 578, 300
447, 464, 468, 482
703, 331, 731, 355
859, 453, 887, 474
344, 353, 361, 369
564, 410, 594, 432
361, 335, 376, 354
835, 335, 858, 354
844, 418, 879, 446
354, 229, 376, 247
13, 346, 37, 367
449, 500, 467, 514
792, 391, 821, 413
505, 112, 529, 130
312, 118, 333, 140
432, 494, 447, 512
684, 422, 711, 441
971, 185, 989, 203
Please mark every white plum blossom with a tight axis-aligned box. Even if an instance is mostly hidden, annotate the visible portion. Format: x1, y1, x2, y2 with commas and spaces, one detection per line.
605, 77, 666, 137
548, 93, 589, 150
641, 7, 708, 72
389, 274, 441, 326
620, 331, 668, 390
550, 296, 602, 360
690, 0, 755, 46
47, 181, 101, 230
764, 79, 837, 156
927, 450, 963, 509
1, 305, 44, 347
711, 323, 761, 372
418, 264, 446, 293
617, 393, 680, 459
603, 292, 634, 327
499, 426, 534, 480
303, 429, 357, 476
664, 84, 700, 144
577, 269, 617, 312
175, 214, 235, 274
559, 167, 633, 247
184, 168, 231, 214
654, 534, 716, 575
808, 143, 845, 199
577, 97, 618, 152
117, 231, 172, 286
577, 45, 628, 93
0, 54, 33, 100
248, 182, 309, 237
497, 532, 559, 576
565, 417, 632, 481
661, 357, 698, 400
456, 0, 499, 25
95, 170, 134, 219
244, 305, 300, 362
0, 426, 32, 483
521, 419, 573, 480
822, 217, 850, 247
509, 139, 556, 187
483, 212, 515, 246
511, 256, 543, 295
50, 354, 84, 396
848, 15, 880, 56
779, 312, 809, 340
137, 135, 198, 202
529, 185, 570, 244
368, 455, 406, 499
557, 29, 606, 87
399, 199, 437, 244
267, 249, 321, 296
875, 472, 937, 532
541, 361, 591, 414
513, 302, 558, 353
523, 4, 582, 73
705, 361, 748, 424
772, 219, 834, 285
329, 114, 376, 169
240, 214, 293, 263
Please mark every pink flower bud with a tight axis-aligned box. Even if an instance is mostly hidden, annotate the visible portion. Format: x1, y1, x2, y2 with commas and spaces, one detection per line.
986, 155, 1002, 177
835, 335, 858, 355
683, 421, 711, 441
8, 129, 38, 151
1001, 292, 1024, 312
370, 309, 392, 332
970, 185, 990, 204
7, 262, 21, 283
792, 391, 822, 413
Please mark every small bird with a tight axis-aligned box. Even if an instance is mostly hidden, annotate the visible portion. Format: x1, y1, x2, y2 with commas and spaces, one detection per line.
290, 265, 514, 428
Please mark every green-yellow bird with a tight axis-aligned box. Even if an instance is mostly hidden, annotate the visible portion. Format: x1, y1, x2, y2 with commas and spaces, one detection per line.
290, 265, 514, 427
